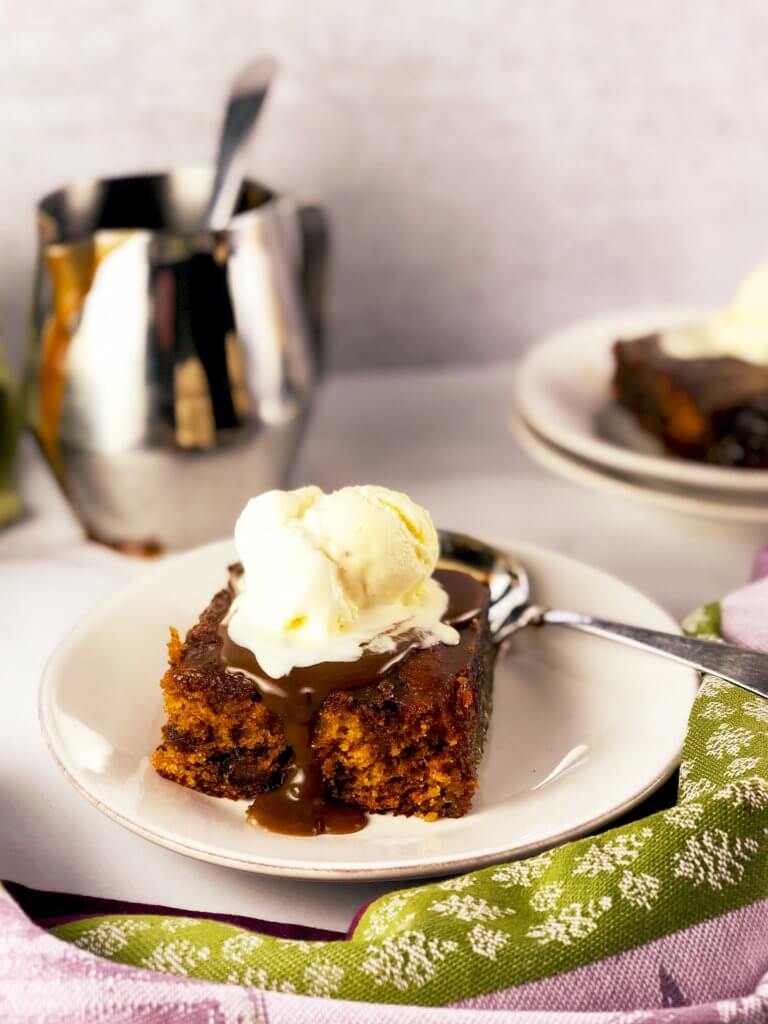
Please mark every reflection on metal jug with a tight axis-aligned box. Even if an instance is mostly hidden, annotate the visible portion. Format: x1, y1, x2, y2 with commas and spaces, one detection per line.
25, 167, 328, 551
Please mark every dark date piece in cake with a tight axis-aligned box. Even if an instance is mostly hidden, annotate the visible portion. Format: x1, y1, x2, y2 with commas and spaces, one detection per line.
613, 335, 768, 468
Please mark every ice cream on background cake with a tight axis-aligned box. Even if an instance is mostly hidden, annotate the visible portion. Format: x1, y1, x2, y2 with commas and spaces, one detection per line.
151, 484, 496, 835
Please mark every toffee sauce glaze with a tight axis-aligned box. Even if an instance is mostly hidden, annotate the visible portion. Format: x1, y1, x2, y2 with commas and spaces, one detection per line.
220, 568, 487, 836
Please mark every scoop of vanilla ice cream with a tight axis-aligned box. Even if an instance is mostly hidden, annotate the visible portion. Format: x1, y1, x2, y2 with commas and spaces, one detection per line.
227, 485, 457, 678
660, 263, 768, 365
232, 486, 355, 638
302, 485, 438, 608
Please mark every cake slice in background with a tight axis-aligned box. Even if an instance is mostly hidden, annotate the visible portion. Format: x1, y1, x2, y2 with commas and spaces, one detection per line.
613, 265, 768, 468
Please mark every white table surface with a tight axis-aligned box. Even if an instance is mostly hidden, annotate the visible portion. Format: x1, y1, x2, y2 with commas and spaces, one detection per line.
1, 362, 763, 932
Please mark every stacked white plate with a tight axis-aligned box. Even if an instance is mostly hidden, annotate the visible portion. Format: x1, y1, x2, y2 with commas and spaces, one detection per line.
513, 308, 768, 524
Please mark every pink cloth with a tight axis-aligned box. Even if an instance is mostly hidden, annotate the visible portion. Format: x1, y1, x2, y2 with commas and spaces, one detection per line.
722, 545, 768, 651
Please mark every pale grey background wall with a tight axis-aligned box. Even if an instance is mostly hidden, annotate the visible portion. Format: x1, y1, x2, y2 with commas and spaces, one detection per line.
3, 0, 768, 371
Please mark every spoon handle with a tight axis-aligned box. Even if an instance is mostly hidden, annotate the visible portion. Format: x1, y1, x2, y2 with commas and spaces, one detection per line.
206, 58, 276, 231
541, 609, 768, 699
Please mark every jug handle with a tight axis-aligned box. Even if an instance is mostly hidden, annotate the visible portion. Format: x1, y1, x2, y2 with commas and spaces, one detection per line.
295, 204, 330, 373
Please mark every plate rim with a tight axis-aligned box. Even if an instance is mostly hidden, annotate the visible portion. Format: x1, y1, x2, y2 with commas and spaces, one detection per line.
39, 535, 699, 881
512, 411, 768, 526
515, 307, 768, 495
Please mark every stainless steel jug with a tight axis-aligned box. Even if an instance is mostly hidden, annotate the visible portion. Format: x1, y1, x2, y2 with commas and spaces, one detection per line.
25, 166, 327, 551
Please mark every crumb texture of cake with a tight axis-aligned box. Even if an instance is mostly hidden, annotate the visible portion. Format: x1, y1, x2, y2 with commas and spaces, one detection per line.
312, 599, 494, 820
613, 336, 768, 468
151, 588, 290, 800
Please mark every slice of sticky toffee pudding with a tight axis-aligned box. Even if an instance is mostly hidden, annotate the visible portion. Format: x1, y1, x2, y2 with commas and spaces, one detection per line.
151, 566, 495, 833
152, 485, 497, 835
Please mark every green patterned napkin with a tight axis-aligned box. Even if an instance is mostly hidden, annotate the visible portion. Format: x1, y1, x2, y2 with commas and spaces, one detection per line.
46, 602, 768, 1007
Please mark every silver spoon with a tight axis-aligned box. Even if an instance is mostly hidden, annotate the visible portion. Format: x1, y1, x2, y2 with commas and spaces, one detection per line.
439, 530, 768, 700
204, 58, 277, 232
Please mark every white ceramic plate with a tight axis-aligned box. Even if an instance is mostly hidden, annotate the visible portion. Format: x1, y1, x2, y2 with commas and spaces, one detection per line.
515, 308, 768, 495
512, 412, 768, 526
40, 537, 697, 881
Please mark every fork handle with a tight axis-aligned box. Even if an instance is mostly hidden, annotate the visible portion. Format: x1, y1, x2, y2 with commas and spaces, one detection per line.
541, 609, 768, 699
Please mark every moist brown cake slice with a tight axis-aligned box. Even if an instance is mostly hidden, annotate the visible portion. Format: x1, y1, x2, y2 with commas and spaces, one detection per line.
151, 587, 290, 800
313, 598, 493, 820
151, 566, 495, 822
613, 335, 768, 467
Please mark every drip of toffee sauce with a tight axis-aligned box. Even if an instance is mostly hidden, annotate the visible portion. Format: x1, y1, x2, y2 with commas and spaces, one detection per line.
220, 567, 487, 836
